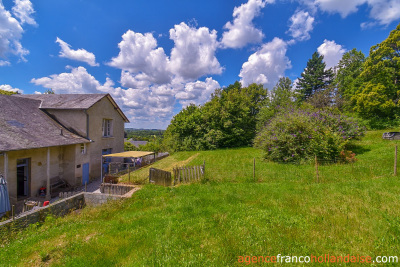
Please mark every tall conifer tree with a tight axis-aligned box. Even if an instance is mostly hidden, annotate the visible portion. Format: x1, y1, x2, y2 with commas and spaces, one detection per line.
296, 52, 333, 101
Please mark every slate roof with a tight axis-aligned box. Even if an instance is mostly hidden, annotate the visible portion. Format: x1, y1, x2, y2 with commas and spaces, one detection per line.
0, 95, 90, 152
16, 94, 107, 109
17, 94, 129, 122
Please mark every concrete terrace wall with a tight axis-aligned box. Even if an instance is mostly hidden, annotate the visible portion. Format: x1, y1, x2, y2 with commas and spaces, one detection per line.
0, 188, 135, 230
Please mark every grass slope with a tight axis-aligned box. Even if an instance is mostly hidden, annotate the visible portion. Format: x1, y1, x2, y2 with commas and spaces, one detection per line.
1, 130, 400, 266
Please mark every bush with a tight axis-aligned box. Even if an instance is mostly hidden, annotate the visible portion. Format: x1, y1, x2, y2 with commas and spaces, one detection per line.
254, 107, 365, 163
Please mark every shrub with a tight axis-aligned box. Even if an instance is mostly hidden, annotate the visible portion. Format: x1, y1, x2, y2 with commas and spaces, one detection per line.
254, 107, 365, 163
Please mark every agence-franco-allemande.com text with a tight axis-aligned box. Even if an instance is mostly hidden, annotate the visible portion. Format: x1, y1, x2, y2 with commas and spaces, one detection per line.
238, 254, 398, 264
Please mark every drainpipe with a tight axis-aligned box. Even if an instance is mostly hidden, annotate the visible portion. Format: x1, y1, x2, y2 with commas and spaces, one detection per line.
84, 110, 90, 139
3, 152, 8, 183
46, 147, 51, 200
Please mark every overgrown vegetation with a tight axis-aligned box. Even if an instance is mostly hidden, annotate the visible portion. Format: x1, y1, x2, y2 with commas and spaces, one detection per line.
254, 107, 365, 163
163, 82, 267, 151
2, 130, 400, 266
0, 89, 18, 95
162, 22, 400, 164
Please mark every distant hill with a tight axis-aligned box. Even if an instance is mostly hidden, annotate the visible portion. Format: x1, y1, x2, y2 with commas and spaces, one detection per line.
125, 128, 165, 141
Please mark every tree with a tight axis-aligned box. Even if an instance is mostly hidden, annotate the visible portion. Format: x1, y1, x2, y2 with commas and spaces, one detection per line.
335, 48, 365, 101
0, 89, 18, 95
352, 23, 400, 118
296, 52, 334, 101
163, 83, 268, 151
124, 142, 138, 151
270, 77, 293, 107
256, 77, 294, 130
44, 89, 55, 94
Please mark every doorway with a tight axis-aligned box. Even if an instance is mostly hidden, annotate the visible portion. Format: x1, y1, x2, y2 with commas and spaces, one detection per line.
82, 163, 89, 185
17, 158, 30, 198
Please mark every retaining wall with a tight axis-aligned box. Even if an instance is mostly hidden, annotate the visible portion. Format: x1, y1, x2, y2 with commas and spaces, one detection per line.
0, 186, 136, 231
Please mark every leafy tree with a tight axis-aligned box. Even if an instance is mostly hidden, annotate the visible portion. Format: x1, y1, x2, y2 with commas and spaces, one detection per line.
223, 80, 241, 93
124, 142, 139, 151
335, 48, 365, 101
257, 77, 294, 130
44, 88, 55, 94
270, 77, 293, 106
296, 52, 334, 101
163, 83, 268, 151
163, 104, 206, 151
0, 89, 18, 95
352, 23, 400, 118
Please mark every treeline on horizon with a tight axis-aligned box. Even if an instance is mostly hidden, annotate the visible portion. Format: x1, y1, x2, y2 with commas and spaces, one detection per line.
125, 129, 165, 141
163, 23, 400, 156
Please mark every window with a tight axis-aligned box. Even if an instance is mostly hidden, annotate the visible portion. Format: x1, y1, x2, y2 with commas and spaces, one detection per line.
80, 144, 86, 154
102, 119, 113, 137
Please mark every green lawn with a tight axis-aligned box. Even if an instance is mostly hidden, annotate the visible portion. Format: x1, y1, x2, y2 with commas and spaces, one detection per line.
1, 130, 400, 266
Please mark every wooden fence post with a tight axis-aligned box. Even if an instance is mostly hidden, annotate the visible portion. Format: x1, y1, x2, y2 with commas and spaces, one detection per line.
315, 155, 319, 183
395, 145, 398, 176
128, 164, 131, 183
253, 158, 256, 181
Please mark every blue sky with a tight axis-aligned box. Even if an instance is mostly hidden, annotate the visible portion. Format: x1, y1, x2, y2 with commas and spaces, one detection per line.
1, 0, 399, 129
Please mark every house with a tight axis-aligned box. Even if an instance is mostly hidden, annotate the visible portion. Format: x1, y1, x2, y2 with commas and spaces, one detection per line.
0, 94, 129, 205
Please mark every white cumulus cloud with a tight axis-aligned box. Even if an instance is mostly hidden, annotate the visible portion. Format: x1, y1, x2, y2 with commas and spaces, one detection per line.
0, 1, 29, 62
0, 60, 10, 66
315, 0, 400, 26
317, 39, 346, 69
368, 0, 400, 25
239, 37, 291, 89
169, 22, 222, 80
108, 30, 171, 84
109, 24, 222, 83
315, 0, 365, 17
30, 66, 221, 129
176, 77, 220, 107
287, 10, 315, 42
12, 0, 37, 26
56, 37, 99, 67
221, 0, 271, 49
31, 66, 103, 94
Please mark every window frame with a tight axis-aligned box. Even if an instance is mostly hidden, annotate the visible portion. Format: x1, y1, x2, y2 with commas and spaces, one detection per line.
102, 119, 113, 137
80, 143, 86, 154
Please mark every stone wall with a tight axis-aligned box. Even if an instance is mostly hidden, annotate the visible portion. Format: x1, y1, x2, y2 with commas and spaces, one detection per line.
0, 193, 85, 230
0, 185, 136, 230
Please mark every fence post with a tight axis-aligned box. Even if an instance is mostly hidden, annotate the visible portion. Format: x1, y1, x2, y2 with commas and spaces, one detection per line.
315, 155, 319, 183
149, 168, 151, 183
253, 158, 256, 181
128, 164, 131, 183
12, 205, 14, 221
395, 145, 398, 176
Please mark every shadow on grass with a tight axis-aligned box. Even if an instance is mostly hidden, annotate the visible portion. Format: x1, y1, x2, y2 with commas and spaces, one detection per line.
346, 143, 371, 155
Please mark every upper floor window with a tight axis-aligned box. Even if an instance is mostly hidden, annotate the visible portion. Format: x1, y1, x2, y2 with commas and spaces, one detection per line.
80, 143, 86, 154
102, 119, 113, 137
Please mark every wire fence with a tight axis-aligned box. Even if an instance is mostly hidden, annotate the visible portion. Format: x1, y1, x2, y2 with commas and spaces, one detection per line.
104, 152, 169, 180
101, 146, 400, 186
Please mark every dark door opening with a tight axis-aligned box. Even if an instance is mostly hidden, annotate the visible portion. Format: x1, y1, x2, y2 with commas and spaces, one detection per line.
17, 158, 30, 198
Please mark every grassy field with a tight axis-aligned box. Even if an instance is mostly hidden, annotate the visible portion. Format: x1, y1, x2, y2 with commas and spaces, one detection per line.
1, 130, 400, 266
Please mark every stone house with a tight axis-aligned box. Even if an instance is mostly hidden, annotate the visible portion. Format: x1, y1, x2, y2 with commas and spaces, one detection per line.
0, 94, 129, 205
